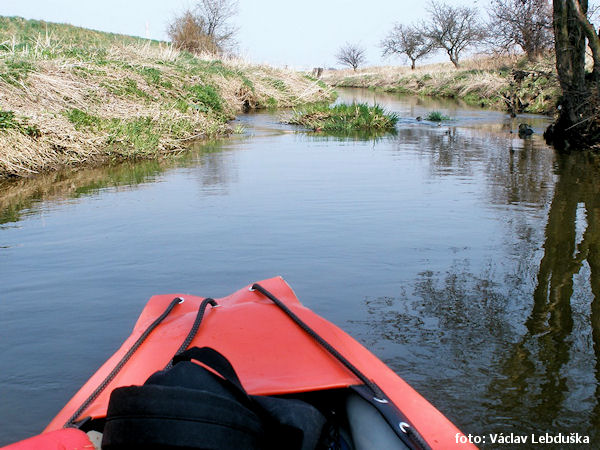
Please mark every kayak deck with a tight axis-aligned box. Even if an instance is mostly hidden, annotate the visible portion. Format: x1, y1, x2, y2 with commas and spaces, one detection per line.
36, 277, 472, 449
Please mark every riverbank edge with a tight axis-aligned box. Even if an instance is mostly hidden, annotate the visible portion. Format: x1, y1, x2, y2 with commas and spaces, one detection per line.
0, 43, 332, 179
322, 56, 560, 117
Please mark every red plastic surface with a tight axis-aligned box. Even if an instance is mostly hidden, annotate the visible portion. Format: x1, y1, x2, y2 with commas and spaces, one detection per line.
2, 429, 93, 450
39, 276, 474, 449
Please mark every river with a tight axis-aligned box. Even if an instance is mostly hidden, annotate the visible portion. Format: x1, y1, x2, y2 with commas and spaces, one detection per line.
1, 89, 598, 447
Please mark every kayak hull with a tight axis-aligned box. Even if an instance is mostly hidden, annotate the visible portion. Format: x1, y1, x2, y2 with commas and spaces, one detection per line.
8, 277, 474, 449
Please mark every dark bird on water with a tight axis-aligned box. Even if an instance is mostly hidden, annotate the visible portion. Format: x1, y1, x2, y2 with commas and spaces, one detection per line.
518, 123, 534, 138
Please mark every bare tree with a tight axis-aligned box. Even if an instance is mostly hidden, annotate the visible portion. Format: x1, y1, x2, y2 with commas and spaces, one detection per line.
336, 43, 366, 71
545, 0, 600, 149
167, 0, 238, 54
424, 1, 485, 68
196, 0, 238, 52
487, 0, 553, 60
381, 24, 434, 70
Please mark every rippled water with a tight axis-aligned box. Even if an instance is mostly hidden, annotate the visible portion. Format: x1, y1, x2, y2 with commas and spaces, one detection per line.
1, 89, 598, 447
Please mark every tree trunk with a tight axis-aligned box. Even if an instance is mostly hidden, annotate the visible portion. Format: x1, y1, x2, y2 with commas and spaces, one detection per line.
554, 0, 587, 121
545, 0, 591, 149
448, 51, 459, 68
568, 0, 600, 81
523, 29, 536, 61
410, 58, 416, 70
524, 40, 538, 62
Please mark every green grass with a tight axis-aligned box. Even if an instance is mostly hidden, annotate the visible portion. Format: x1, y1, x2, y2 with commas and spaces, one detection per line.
106, 117, 161, 154
0, 109, 40, 137
425, 111, 450, 121
0, 16, 159, 48
62, 47, 108, 62
64, 107, 198, 156
65, 108, 102, 130
304, 74, 328, 89
266, 97, 278, 108
0, 58, 35, 85
130, 66, 172, 88
462, 93, 499, 108
0, 17, 157, 64
187, 84, 224, 114
107, 116, 205, 156
71, 65, 107, 78
266, 77, 287, 92
0, 110, 19, 129
101, 78, 154, 101
182, 59, 238, 79
289, 103, 398, 133
138, 66, 162, 85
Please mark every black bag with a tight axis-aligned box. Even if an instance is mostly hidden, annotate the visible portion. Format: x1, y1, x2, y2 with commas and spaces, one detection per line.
101, 347, 327, 450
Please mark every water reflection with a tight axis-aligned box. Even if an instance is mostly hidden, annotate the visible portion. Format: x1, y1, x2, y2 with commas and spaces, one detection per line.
489, 152, 600, 443
0, 160, 165, 225
0, 142, 235, 226
390, 123, 556, 210
347, 124, 599, 445
293, 128, 398, 142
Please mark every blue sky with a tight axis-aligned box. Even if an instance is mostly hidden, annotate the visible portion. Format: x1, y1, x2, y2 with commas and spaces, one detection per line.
0, 0, 480, 69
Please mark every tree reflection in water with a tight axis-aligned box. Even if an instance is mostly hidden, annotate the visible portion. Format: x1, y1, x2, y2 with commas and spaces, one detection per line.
354, 144, 599, 445
490, 151, 600, 442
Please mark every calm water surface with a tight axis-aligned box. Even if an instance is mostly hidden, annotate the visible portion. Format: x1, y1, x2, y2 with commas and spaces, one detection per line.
1, 89, 599, 447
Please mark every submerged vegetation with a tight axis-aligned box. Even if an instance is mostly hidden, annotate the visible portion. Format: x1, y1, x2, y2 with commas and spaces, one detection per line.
288, 103, 398, 133
0, 16, 332, 179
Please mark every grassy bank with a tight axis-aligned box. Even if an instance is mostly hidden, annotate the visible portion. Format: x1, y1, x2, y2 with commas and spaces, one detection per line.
288, 103, 398, 132
0, 17, 332, 179
322, 55, 560, 116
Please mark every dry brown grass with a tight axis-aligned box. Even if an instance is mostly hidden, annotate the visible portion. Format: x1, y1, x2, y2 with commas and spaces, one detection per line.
322, 54, 558, 114
322, 54, 522, 84
0, 41, 332, 179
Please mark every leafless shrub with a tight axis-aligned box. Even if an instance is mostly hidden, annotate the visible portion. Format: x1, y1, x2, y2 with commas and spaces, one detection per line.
167, 10, 217, 54
424, 0, 486, 68
381, 24, 433, 70
336, 43, 366, 71
167, 0, 238, 55
196, 0, 238, 52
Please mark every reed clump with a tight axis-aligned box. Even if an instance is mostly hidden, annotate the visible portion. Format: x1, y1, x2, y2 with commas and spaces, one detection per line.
288, 103, 398, 132
425, 111, 450, 121
0, 17, 333, 179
